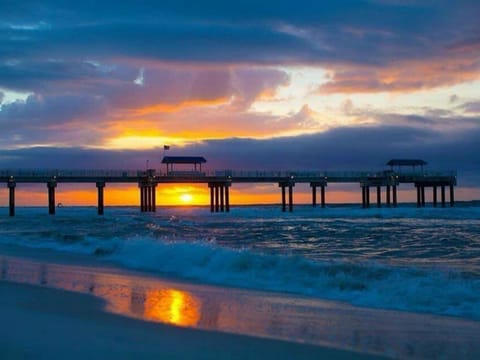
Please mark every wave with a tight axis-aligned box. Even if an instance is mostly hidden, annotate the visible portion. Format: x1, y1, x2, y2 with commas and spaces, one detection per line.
1, 205, 479, 320
107, 236, 480, 320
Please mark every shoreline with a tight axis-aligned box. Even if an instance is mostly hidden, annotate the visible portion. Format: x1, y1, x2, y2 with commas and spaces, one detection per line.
1, 249, 480, 358
1, 281, 375, 359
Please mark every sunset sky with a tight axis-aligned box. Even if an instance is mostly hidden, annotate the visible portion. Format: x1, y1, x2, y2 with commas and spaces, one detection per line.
1, 1, 479, 206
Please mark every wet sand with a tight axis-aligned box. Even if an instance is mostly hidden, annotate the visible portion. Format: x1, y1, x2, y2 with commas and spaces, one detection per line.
0, 281, 384, 359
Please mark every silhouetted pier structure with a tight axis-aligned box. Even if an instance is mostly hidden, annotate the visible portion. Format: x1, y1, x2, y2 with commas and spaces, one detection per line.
1, 158, 457, 216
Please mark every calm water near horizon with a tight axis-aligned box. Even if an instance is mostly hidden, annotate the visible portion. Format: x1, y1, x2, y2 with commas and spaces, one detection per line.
0, 203, 479, 320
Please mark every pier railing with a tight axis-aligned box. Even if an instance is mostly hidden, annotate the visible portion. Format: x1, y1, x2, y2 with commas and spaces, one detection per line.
0, 169, 457, 180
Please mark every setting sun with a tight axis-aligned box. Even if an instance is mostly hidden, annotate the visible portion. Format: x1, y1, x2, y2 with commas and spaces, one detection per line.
180, 193, 193, 203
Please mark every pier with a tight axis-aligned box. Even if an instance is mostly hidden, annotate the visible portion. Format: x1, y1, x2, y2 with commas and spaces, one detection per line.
1, 168, 456, 216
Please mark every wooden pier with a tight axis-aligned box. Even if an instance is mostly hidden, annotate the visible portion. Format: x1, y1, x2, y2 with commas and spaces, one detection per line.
1, 167, 456, 216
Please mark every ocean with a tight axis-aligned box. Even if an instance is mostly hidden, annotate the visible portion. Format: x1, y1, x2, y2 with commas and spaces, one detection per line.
1, 203, 479, 321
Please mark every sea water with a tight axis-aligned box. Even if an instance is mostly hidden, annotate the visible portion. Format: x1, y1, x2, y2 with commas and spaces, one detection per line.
0, 203, 479, 320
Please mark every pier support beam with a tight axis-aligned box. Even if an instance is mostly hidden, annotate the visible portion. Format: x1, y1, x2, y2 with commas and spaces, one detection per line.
416, 186, 421, 208
147, 186, 153, 212
421, 186, 425, 207
441, 186, 446, 207
140, 185, 145, 212
362, 185, 372, 209
47, 181, 57, 215
386, 185, 391, 206
225, 184, 230, 212
310, 183, 327, 208
279, 182, 294, 212
281, 185, 286, 212
433, 186, 437, 207
8, 180, 16, 216
139, 183, 156, 212
288, 184, 294, 212
208, 182, 230, 213
220, 184, 225, 212
392, 185, 397, 207
362, 186, 366, 208
376, 186, 381, 208
152, 184, 157, 212
209, 185, 214, 212
96, 182, 105, 215
321, 185, 325, 208
312, 185, 317, 207
214, 185, 220, 212
450, 184, 455, 207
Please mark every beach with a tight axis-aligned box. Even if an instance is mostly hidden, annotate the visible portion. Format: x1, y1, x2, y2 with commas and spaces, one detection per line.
0, 205, 479, 359
1, 247, 480, 359
2, 282, 376, 360
0, 252, 386, 360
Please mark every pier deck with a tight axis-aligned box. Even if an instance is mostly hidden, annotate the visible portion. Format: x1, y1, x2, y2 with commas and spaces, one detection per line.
1, 168, 457, 215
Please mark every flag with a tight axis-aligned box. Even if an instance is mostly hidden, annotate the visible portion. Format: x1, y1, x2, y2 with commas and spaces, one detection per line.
164, 145, 170, 150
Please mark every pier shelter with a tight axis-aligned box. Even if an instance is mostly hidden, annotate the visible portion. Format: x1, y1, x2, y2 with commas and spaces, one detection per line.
161, 156, 206, 175
387, 159, 427, 172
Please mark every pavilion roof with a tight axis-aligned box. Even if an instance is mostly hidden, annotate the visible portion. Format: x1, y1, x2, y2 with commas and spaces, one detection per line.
386, 159, 427, 166
161, 156, 207, 164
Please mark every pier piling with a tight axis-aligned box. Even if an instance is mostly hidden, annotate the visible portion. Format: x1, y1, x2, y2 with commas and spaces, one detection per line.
376, 186, 381, 208
279, 182, 294, 212
139, 183, 156, 212
310, 182, 327, 209
288, 184, 294, 212
225, 184, 230, 212
8, 180, 15, 216
392, 185, 397, 207
96, 182, 105, 215
208, 182, 230, 213
47, 181, 57, 215
450, 184, 455, 207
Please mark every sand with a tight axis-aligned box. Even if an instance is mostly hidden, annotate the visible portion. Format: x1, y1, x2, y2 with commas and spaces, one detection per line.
0, 282, 380, 359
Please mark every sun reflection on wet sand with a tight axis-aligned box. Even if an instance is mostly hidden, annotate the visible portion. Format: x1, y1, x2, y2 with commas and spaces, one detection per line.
144, 289, 201, 326
1, 255, 480, 359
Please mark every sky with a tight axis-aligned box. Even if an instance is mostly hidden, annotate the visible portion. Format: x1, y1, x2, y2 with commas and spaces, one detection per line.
1, 0, 479, 206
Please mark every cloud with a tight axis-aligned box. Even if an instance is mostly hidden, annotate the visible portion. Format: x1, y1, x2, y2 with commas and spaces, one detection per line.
449, 94, 459, 103
1, 117, 479, 185
318, 57, 480, 94
459, 101, 480, 114
0, 63, 292, 147
1, 1, 479, 68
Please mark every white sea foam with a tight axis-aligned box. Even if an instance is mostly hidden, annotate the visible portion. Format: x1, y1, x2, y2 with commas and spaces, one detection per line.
105, 235, 480, 319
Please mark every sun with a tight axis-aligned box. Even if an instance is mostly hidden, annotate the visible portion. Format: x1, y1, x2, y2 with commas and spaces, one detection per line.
179, 193, 193, 203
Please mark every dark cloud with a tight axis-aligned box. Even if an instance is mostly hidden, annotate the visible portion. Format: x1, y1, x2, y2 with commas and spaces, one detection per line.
1, 0, 479, 66
0, 0, 478, 106
0, 94, 106, 126
1, 120, 478, 185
